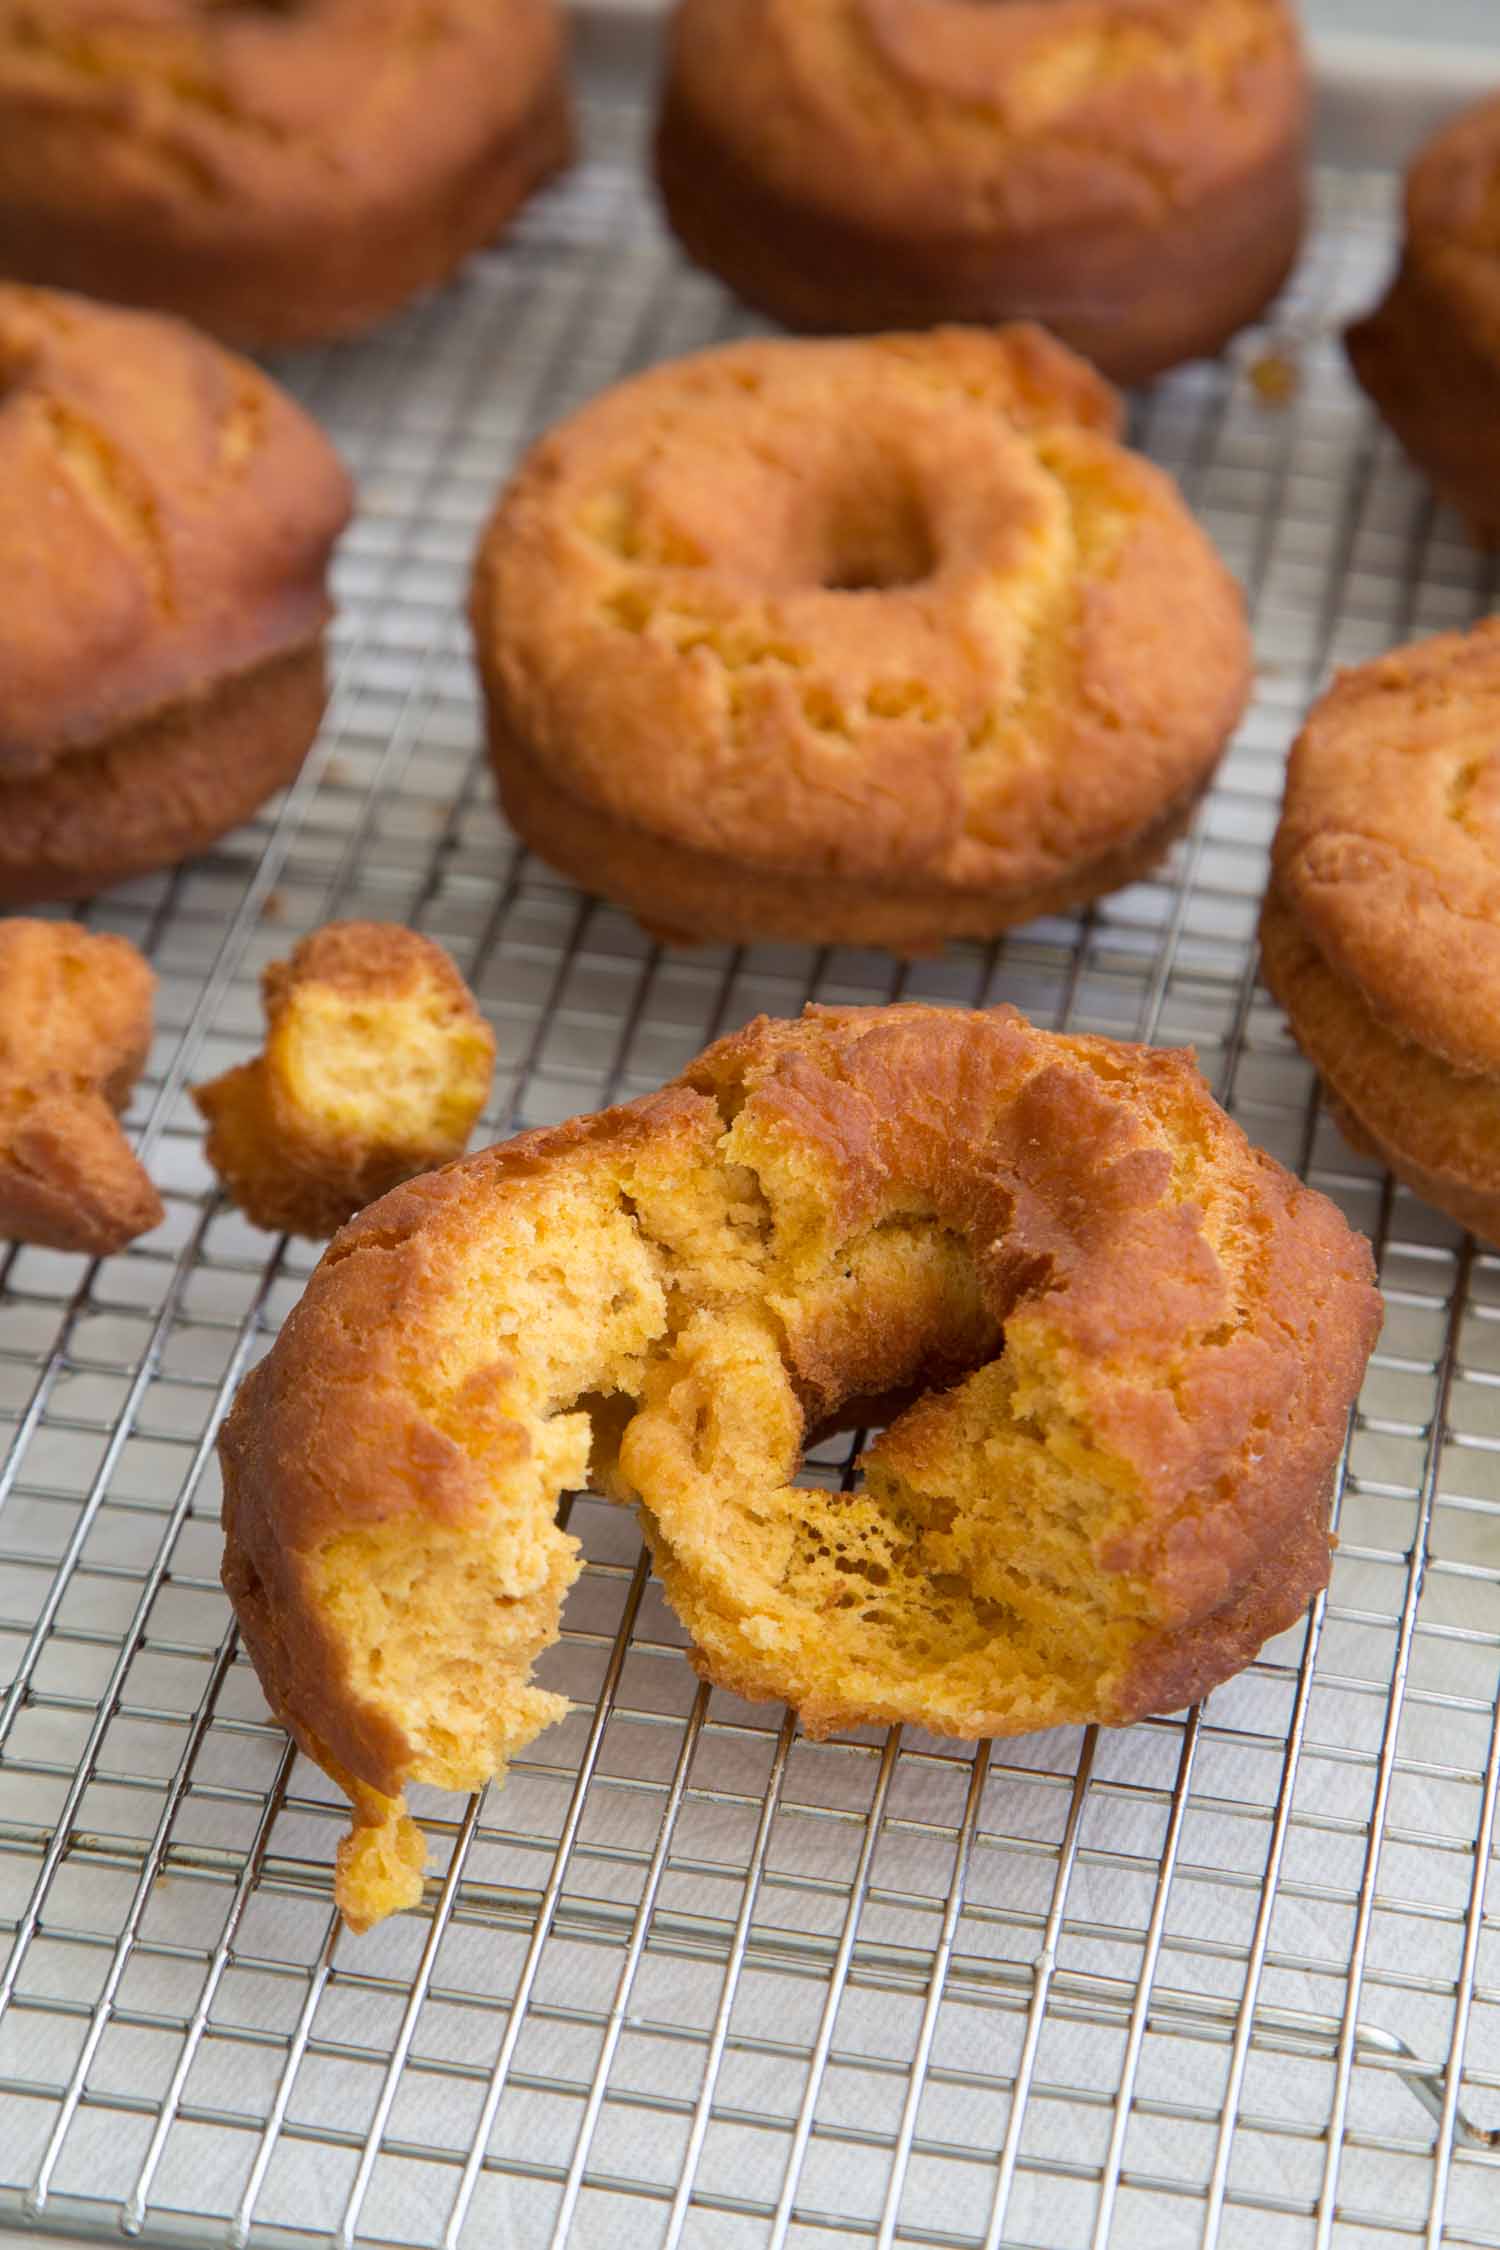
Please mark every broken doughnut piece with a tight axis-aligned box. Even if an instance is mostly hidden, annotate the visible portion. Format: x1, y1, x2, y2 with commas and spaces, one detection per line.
194, 922, 496, 1239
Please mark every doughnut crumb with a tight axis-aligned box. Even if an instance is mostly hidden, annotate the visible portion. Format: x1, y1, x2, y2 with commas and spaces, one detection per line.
194, 922, 495, 1239
0, 919, 163, 1256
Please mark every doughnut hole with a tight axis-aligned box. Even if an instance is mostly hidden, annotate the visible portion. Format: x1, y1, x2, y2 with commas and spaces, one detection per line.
818, 472, 939, 592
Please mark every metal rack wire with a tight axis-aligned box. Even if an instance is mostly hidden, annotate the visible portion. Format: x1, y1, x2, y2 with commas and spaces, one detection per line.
1, 59, 1498, 2250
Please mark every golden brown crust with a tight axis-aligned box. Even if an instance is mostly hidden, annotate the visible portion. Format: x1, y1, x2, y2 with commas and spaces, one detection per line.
194, 921, 497, 1239
655, 0, 1308, 381
0, 1, 573, 349
0, 645, 327, 906
1346, 94, 1500, 540
1270, 620, 1500, 1077
220, 1002, 1379, 1927
472, 328, 1250, 953
0, 917, 162, 1254
1260, 883, 1500, 1247
0, 286, 350, 776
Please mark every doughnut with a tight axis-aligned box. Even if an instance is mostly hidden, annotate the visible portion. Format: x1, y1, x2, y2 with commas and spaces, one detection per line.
219, 1002, 1381, 1930
1263, 619, 1500, 1243
0, 919, 162, 1256
655, 0, 1309, 383
0, 0, 572, 349
0, 284, 351, 904
471, 327, 1252, 955
1346, 94, 1500, 542
194, 922, 497, 1239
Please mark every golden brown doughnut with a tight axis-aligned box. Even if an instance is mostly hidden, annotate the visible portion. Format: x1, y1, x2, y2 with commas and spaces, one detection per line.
0, 284, 351, 903
194, 922, 496, 1239
655, 0, 1309, 383
1263, 618, 1500, 1242
0, 0, 572, 349
471, 327, 1251, 955
219, 1002, 1380, 1930
0, 917, 162, 1255
1347, 94, 1500, 542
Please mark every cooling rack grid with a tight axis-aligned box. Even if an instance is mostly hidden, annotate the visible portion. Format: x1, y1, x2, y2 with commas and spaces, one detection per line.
1, 51, 1498, 2250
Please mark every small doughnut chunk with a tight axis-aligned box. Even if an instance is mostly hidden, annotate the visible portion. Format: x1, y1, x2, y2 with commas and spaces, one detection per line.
471, 328, 1251, 954
1263, 619, 1500, 1242
0, 918, 162, 1256
0, 0, 573, 349
194, 923, 496, 1240
1346, 94, 1500, 542
0, 285, 352, 904
655, 0, 1309, 383
219, 1002, 1380, 1930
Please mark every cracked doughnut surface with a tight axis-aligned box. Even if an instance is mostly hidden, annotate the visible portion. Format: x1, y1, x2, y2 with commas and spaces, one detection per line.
471, 328, 1251, 954
219, 1002, 1380, 1929
0, 918, 162, 1255
1264, 620, 1500, 1242
655, 0, 1308, 382
0, 0, 572, 347
0, 283, 350, 900
1347, 94, 1500, 541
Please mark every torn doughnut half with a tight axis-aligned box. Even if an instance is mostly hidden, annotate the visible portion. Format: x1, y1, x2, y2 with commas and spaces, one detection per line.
218, 1003, 1381, 1930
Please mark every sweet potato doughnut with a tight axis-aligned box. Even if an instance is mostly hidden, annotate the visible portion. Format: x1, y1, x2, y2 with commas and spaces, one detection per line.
219, 1003, 1380, 1930
1263, 619, 1500, 1243
655, 0, 1309, 383
472, 327, 1252, 954
1346, 94, 1500, 542
0, 284, 351, 902
0, 0, 572, 349
0, 918, 162, 1255
195, 922, 496, 1239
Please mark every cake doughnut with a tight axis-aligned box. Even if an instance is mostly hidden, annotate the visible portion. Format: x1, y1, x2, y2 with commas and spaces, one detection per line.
471, 327, 1252, 955
1263, 619, 1500, 1244
1346, 95, 1500, 542
194, 922, 496, 1239
0, 0, 572, 350
0, 285, 351, 904
655, 0, 1309, 383
0, 918, 163, 1256
219, 1002, 1380, 1930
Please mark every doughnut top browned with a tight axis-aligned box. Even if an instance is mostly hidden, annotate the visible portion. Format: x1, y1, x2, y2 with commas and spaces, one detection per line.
0, 283, 351, 776
473, 326, 1250, 943
667, 0, 1303, 231
219, 1002, 1380, 1930
1271, 618, 1500, 1078
0, 0, 570, 344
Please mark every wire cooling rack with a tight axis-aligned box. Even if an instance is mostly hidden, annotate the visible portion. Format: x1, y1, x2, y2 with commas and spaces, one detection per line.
2, 40, 1500, 2250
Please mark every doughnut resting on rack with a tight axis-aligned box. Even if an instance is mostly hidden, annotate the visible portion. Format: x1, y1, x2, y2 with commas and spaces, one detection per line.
471, 326, 1252, 954
218, 1003, 1381, 1930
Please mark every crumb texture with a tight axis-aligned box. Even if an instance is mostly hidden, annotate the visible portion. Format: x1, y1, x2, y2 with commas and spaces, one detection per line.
219, 1002, 1381, 1928
0, 917, 163, 1254
194, 920, 497, 1239
473, 327, 1250, 950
